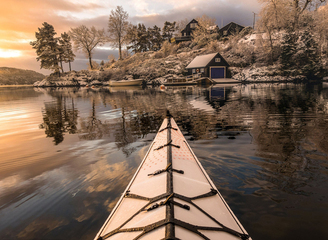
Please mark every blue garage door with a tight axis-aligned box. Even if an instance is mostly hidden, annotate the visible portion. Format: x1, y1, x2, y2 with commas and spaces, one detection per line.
210, 67, 225, 78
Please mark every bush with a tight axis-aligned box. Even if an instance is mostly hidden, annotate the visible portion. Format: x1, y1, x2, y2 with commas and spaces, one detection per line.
225, 42, 255, 67
239, 27, 254, 38
160, 41, 178, 57
111, 67, 127, 80
206, 41, 220, 52
177, 41, 192, 49
154, 51, 164, 59
88, 61, 100, 70
99, 69, 113, 81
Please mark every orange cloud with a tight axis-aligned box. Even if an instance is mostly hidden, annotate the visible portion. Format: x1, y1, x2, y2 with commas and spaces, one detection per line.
0, 0, 111, 63
0, 0, 103, 33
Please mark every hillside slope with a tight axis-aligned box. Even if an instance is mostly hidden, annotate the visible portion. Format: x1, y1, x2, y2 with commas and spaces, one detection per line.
0, 67, 45, 85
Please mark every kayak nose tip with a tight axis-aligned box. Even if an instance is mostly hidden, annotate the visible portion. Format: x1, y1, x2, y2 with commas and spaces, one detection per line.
166, 110, 172, 117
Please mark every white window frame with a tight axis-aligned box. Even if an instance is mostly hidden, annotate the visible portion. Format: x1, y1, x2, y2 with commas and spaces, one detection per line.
215, 58, 221, 63
192, 69, 196, 74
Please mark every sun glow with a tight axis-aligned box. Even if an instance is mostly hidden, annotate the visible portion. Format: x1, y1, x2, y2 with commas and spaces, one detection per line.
0, 49, 21, 58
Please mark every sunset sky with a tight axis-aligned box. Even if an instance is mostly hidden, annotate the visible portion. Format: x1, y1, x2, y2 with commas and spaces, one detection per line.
0, 0, 261, 74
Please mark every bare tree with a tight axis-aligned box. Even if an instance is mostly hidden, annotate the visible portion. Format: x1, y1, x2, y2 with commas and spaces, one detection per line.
176, 18, 190, 36
257, 0, 288, 64
315, 5, 328, 60
258, 0, 326, 30
108, 6, 129, 60
69, 25, 107, 70
258, 0, 290, 30
192, 15, 217, 39
291, 0, 326, 29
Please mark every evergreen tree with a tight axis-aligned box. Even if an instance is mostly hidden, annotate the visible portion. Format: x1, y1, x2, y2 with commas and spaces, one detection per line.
296, 29, 321, 78
137, 23, 148, 52
280, 31, 297, 73
57, 43, 65, 73
30, 22, 60, 74
148, 25, 162, 51
126, 25, 139, 53
162, 21, 177, 42
59, 32, 75, 72
126, 24, 148, 53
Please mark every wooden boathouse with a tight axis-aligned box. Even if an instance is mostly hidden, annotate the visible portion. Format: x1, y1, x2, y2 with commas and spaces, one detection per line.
185, 52, 230, 79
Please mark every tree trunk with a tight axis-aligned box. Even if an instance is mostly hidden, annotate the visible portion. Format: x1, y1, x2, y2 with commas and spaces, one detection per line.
55, 55, 60, 77
271, 0, 279, 29
88, 52, 93, 69
119, 41, 122, 60
269, 32, 274, 65
60, 60, 64, 73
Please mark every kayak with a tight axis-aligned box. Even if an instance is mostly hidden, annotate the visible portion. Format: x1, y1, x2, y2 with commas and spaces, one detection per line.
94, 111, 250, 240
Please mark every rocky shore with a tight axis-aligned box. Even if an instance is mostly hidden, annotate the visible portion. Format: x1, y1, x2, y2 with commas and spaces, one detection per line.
33, 65, 309, 88
33, 43, 321, 87
230, 66, 308, 83
33, 70, 108, 87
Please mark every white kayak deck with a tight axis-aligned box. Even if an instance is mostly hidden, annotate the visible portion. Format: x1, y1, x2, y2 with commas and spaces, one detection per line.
95, 115, 250, 240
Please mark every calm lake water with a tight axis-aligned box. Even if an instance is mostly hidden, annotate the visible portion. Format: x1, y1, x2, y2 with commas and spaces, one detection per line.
0, 83, 328, 240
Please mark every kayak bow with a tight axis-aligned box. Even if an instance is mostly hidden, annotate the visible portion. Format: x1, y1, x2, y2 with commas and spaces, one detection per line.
95, 112, 250, 240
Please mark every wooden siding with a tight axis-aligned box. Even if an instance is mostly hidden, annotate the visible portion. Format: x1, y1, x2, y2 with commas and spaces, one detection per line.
218, 22, 244, 37
181, 19, 198, 37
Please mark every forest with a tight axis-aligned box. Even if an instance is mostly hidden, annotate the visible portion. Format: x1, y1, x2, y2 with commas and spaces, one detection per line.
0, 67, 44, 85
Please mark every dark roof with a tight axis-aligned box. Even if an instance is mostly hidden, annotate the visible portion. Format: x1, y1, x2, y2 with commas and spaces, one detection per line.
186, 53, 217, 68
218, 22, 244, 35
186, 52, 228, 69
181, 19, 198, 33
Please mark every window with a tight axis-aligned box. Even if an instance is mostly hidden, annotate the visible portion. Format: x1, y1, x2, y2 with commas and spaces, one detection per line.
192, 69, 196, 73
190, 23, 197, 29
223, 30, 228, 36
200, 68, 204, 73
215, 58, 221, 63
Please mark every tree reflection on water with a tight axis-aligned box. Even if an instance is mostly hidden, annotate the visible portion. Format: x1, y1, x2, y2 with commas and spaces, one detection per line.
40, 96, 78, 145
79, 98, 110, 141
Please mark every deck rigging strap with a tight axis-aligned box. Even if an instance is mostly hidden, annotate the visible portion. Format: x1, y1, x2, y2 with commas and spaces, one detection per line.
154, 139, 180, 151
148, 163, 184, 176
145, 196, 190, 212
99, 217, 249, 240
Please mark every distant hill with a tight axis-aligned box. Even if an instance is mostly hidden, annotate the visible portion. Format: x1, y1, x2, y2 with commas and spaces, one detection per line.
0, 67, 45, 85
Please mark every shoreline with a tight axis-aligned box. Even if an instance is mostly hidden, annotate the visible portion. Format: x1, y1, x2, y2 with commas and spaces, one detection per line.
2, 77, 327, 88
29, 79, 328, 88
0, 84, 34, 88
